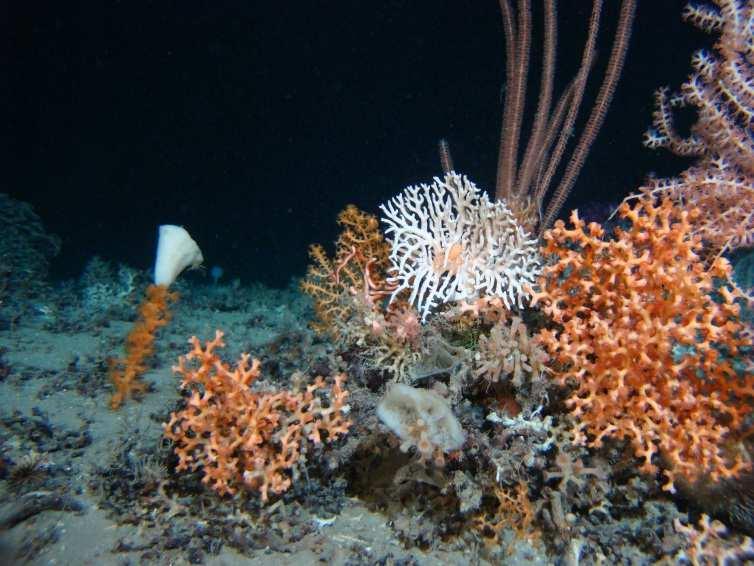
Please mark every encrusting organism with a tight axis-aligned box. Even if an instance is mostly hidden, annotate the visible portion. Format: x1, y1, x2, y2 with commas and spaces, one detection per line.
164, 330, 351, 502
531, 195, 753, 492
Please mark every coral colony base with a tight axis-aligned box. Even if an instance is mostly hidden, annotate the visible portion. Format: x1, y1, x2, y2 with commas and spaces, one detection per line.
2, 0, 754, 564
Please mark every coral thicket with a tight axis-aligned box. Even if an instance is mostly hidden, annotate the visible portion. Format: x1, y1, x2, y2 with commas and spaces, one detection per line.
0, 193, 60, 319
531, 196, 753, 491
109, 283, 177, 409
164, 330, 351, 502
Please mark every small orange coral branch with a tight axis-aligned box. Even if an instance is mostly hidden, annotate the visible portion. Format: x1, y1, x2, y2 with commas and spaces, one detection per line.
473, 480, 540, 549
532, 196, 753, 491
164, 330, 351, 502
109, 284, 177, 409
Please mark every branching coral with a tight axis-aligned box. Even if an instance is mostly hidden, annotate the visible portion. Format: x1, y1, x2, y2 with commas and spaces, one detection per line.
531, 196, 753, 491
301, 204, 425, 379
300, 204, 392, 336
109, 284, 177, 409
641, 0, 754, 256
671, 514, 754, 564
471, 315, 550, 418
473, 481, 540, 549
164, 330, 351, 502
380, 172, 541, 322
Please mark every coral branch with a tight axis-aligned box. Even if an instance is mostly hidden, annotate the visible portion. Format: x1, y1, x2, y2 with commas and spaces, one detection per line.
533, 196, 753, 491
109, 284, 177, 409
164, 330, 351, 502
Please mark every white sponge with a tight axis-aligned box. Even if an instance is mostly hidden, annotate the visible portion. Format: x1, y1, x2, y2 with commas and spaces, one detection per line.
377, 383, 464, 455
153, 225, 203, 287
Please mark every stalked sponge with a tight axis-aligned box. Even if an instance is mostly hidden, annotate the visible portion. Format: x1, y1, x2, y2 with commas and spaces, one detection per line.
154, 225, 203, 287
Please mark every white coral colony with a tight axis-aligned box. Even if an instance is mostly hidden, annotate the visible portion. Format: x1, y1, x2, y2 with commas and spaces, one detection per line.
380, 172, 541, 321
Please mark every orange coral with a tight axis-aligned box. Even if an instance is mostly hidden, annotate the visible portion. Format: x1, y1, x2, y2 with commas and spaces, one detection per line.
531, 196, 753, 491
300, 204, 393, 336
109, 283, 177, 409
473, 480, 540, 549
164, 330, 351, 502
